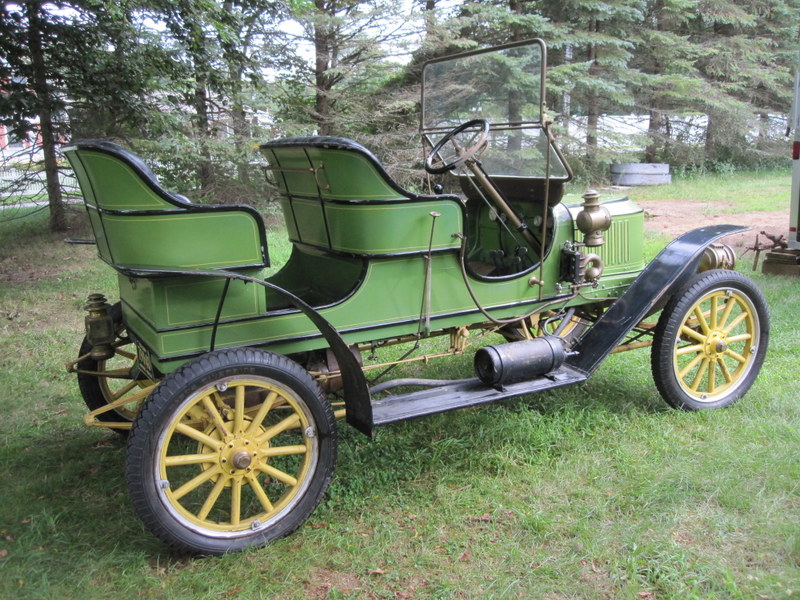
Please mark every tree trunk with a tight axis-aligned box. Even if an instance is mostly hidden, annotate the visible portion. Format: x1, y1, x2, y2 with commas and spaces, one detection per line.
232, 102, 251, 186
423, 0, 436, 38
645, 108, 661, 163
193, 79, 216, 196
26, 1, 65, 232
704, 112, 719, 162
585, 21, 599, 166
313, 0, 334, 136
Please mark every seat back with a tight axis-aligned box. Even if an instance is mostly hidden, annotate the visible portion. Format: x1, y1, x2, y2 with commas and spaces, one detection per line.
64, 140, 269, 272
261, 136, 463, 256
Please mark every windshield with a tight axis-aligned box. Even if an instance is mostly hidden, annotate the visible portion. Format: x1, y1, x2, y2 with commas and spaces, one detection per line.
421, 40, 570, 181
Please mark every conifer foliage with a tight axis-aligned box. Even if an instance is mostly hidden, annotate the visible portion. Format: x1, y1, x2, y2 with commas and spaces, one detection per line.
1, 0, 798, 225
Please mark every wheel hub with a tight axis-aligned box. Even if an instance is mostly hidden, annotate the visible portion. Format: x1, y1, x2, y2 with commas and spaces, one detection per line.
703, 331, 728, 358
232, 451, 252, 469
215, 432, 265, 476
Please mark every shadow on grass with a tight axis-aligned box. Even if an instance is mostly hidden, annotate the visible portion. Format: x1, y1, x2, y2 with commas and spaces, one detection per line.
328, 351, 672, 509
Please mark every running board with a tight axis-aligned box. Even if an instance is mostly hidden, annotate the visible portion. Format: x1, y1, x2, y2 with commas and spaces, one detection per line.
370, 365, 587, 426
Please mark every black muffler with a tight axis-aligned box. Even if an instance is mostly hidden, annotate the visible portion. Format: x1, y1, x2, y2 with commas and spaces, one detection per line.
474, 336, 567, 387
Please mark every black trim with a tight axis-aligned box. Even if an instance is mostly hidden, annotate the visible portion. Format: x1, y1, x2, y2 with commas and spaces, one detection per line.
285, 238, 461, 260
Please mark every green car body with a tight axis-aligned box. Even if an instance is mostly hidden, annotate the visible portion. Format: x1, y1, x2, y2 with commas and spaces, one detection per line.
64, 39, 768, 555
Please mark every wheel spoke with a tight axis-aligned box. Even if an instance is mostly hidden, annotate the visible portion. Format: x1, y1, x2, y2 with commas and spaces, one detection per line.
693, 306, 710, 335
233, 385, 245, 435
718, 357, 733, 384
183, 405, 208, 428
202, 396, 230, 438
164, 452, 217, 467
230, 478, 242, 526
678, 351, 706, 380
690, 357, 710, 392
197, 474, 229, 520
708, 357, 717, 393
723, 311, 748, 334
172, 465, 222, 500
724, 348, 748, 364
717, 296, 736, 329
258, 461, 298, 486
710, 295, 718, 329
246, 472, 274, 513
176, 422, 223, 449
109, 379, 138, 401
726, 333, 752, 344
245, 391, 277, 436
676, 343, 704, 356
260, 444, 308, 457
256, 413, 302, 444
680, 325, 707, 344
115, 347, 137, 360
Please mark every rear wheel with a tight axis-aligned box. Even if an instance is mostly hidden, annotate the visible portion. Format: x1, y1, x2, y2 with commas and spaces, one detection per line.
651, 270, 768, 410
77, 303, 156, 429
126, 348, 337, 555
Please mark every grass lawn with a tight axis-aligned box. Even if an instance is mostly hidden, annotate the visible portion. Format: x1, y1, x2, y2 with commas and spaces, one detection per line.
0, 174, 798, 600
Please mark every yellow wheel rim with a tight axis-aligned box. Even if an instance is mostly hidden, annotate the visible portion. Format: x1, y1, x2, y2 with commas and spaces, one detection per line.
672, 287, 759, 402
156, 376, 317, 536
97, 341, 153, 420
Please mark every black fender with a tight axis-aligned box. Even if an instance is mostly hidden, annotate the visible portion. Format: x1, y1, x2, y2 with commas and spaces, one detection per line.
117, 266, 374, 437
566, 225, 747, 376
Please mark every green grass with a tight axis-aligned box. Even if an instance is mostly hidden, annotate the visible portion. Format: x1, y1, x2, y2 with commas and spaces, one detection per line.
1, 176, 798, 599
625, 170, 791, 214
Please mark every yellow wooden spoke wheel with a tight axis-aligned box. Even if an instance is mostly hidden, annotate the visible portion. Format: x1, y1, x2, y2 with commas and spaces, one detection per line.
652, 270, 769, 410
126, 349, 336, 555
77, 302, 156, 429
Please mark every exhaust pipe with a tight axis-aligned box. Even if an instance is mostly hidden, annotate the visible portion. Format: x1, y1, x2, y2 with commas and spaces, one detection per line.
474, 336, 567, 387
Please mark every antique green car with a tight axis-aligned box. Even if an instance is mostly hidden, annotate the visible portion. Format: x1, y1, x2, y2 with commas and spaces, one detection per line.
65, 39, 769, 555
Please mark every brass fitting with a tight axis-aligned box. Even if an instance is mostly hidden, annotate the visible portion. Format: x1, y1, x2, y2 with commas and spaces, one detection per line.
575, 189, 612, 247
581, 253, 604, 281
84, 293, 116, 361
698, 243, 736, 272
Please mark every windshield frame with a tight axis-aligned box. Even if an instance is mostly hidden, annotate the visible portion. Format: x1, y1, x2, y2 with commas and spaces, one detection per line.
420, 38, 572, 182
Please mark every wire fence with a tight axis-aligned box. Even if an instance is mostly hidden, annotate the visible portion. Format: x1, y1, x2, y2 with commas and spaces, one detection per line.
0, 151, 80, 208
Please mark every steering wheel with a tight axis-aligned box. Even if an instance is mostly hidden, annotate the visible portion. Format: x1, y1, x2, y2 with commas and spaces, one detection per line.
424, 119, 490, 175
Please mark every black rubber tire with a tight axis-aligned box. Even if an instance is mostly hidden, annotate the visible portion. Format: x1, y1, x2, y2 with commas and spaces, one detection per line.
651, 270, 769, 410
77, 302, 148, 429
126, 348, 337, 555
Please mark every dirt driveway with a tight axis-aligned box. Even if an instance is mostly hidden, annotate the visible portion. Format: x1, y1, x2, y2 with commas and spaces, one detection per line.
635, 198, 788, 251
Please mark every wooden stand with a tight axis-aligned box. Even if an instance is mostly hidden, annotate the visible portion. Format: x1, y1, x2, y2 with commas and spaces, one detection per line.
762, 249, 800, 276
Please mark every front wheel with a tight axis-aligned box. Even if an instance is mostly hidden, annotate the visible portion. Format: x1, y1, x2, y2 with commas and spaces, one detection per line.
126, 348, 337, 555
651, 270, 769, 410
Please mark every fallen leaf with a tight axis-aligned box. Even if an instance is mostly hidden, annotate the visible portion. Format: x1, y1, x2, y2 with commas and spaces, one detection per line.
368, 569, 387, 575
467, 513, 492, 523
